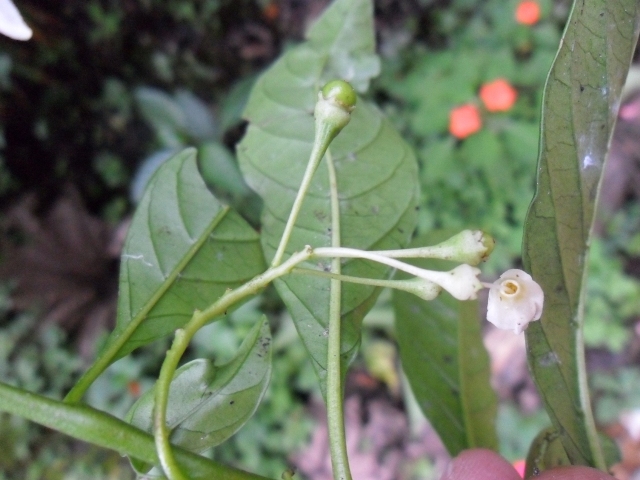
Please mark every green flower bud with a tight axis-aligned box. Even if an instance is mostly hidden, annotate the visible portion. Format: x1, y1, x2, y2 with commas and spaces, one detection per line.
321, 80, 357, 112
314, 80, 357, 142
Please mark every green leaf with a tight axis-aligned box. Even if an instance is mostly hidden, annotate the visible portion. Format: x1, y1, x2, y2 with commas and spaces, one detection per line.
522, 0, 640, 468
524, 427, 571, 478
198, 141, 252, 201
127, 316, 272, 459
69, 148, 265, 400
0, 381, 270, 480
237, 0, 417, 393
135, 87, 187, 148
393, 234, 498, 456
115, 148, 265, 356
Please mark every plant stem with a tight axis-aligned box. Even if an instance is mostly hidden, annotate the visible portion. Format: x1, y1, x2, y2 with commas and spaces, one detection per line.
153, 247, 313, 479
293, 267, 401, 288
0, 381, 270, 480
154, 328, 190, 480
314, 246, 425, 277
325, 150, 352, 480
270, 117, 338, 267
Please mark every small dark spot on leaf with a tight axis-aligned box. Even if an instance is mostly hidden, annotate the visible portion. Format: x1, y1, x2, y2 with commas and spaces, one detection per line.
580, 84, 585, 92
230, 400, 235, 405
314, 210, 327, 221
443, 355, 452, 364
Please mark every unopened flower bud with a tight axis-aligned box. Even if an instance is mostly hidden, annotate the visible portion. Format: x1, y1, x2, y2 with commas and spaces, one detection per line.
314, 80, 356, 142
379, 230, 494, 265
486, 269, 544, 334
392, 277, 442, 301
416, 264, 483, 301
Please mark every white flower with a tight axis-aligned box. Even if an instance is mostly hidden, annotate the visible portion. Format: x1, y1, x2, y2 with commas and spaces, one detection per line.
0, 0, 32, 41
486, 269, 544, 334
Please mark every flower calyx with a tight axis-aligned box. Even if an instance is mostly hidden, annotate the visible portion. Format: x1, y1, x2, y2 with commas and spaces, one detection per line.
486, 269, 544, 334
377, 230, 494, 265
314, 80, 356, 142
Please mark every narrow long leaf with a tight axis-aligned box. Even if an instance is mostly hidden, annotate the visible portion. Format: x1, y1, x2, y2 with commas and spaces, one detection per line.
127, 316, 272, 454
0, 381, 269, 480
238, 0, 418, 393
394, 238, 497, 456
523, 0, 640, 467
69, 148, 265, 400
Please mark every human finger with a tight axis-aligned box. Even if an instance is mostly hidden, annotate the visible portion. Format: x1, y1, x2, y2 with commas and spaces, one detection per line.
440, 449, 521, 480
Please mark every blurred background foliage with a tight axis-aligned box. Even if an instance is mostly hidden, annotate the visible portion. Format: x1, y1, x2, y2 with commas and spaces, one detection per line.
1, 0, 640, 478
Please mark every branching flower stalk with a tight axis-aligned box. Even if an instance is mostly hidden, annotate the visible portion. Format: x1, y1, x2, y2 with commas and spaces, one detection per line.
143, 79, 544, 480
153, 80, 361, 480
152, 248, 314, 479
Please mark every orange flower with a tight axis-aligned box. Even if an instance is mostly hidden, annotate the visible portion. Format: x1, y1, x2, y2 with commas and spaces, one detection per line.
127, 380, 141, 397
515, 0, 541, 25
449, 104, 482, 139
479, 79, 518, 112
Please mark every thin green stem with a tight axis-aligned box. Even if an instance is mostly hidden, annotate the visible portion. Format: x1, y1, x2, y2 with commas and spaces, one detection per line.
154, 329, 190, 480
153, 247, 313, 479
271, 121, 337, 267
325, 150, 352, 480
314, 246, 426, 277
293, 267, 401, 288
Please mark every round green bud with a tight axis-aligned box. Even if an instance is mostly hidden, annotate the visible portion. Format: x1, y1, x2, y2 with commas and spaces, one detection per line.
321, 80, 357, 112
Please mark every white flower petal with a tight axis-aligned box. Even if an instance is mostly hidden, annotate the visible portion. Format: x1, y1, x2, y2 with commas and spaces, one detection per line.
0, 0, 32, 41
486, 269, 544, 334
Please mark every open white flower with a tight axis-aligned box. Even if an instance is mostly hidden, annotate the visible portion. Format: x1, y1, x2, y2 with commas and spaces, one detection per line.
486, 269, 544, 334
0, 0, 32, 41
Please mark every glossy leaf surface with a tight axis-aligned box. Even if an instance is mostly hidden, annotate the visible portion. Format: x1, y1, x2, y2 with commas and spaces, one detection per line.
394, 235, 497, 456
238, 0, 418, 391
522, 0, 640, 467
127, 316, 272, 455
104, 148, 265, 363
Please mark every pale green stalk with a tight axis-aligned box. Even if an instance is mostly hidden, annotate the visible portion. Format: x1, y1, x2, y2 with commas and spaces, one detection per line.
325, 149, 352, 480
153, 248, 313, 479
271, 117, 339, 267
314, 246, 427, 277
293, 267, 401, 289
